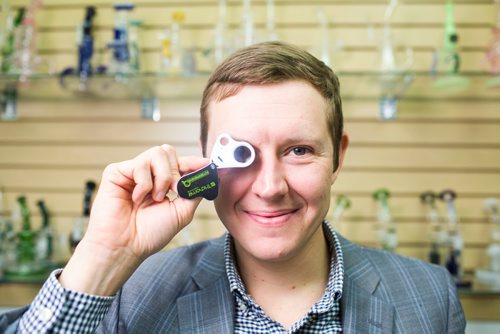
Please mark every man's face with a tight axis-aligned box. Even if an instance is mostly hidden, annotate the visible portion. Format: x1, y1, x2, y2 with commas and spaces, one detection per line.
206, 80, 342, 263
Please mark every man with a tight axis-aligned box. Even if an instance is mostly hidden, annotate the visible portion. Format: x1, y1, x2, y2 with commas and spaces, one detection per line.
1, 42, 465, 333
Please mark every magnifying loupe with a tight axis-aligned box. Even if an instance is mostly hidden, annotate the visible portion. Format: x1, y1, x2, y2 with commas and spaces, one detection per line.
177, 133, 255, 200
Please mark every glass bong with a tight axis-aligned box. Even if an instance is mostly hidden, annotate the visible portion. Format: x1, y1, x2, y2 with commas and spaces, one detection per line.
4, 195, 45, 279
59, 6, 108, 93
372, 0, 414, 120
484, 198, 500, 273
332, 194, 351, 225
439, 189, 470, 287
430, 0, 470, 92
10, 0, 50, 82
373, 189, 398, 252
475, 198, 500, 286
420, 191, 445, 265
484, 0, 500, 87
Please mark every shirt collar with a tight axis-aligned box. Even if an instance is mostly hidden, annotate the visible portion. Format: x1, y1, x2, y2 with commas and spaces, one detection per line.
224, 220, 344, 313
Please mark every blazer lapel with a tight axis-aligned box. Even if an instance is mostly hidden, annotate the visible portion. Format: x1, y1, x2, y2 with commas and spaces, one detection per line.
177, 238, 235, 334
339, 236, 395, 334
177, 277, 234, 333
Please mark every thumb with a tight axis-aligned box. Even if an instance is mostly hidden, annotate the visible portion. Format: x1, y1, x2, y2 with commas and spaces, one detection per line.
172, 195, 204, 229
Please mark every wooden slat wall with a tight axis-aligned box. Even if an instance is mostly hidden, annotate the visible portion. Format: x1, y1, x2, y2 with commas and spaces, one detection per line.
1, 0, 499, 275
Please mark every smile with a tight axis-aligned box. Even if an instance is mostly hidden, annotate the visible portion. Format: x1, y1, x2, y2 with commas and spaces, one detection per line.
244, 209, 299, 226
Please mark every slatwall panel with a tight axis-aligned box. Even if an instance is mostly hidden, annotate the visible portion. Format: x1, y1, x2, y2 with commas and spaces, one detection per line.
0, 0, 499, 275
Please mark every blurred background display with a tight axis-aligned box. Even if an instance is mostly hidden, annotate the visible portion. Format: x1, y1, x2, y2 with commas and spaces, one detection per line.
0, 1, 499, 331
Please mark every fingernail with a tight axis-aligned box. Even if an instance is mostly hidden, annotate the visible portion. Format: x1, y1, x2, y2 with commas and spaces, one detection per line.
156, 191, 166, 201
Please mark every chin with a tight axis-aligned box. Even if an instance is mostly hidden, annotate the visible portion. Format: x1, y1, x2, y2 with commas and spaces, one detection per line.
240, 236, 298, 261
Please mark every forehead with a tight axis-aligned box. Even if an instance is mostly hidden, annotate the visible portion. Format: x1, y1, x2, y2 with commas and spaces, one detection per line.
205, 81, 330, 145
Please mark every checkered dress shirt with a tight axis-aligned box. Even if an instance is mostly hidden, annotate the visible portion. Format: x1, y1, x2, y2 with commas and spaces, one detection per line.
225, 221, 344, 334
18, 269, 114, 333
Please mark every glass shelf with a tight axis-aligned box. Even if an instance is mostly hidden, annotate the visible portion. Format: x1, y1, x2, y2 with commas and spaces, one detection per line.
337, 71, 500, 101
458, 280, 500, 296
0, 72, 211, 101
0, 71, 498, 102
1, 71, 498, 121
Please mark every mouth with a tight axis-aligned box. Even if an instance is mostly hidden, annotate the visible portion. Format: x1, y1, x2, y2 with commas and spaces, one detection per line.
244, 209, 299, 226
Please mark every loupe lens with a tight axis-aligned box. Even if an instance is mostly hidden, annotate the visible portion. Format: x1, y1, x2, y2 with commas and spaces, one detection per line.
234, 146, 252, 163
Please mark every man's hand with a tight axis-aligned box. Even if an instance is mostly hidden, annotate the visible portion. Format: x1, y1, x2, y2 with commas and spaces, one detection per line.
59, 145, 208, 295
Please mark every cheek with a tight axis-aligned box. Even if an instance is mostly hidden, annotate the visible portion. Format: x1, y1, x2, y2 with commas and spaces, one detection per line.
215, 170, 253, 205
288, 167, 333, 201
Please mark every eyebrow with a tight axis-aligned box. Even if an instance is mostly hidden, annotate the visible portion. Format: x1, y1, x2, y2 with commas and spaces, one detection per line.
280, 135, 328, 151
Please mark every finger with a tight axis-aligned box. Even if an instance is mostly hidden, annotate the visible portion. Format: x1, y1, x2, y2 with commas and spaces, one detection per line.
150, 146, 175, 201
104, 160, 136, 193
157, 148, 211, 200
131, 156, 154, 204
161, 144, 181, 179
159, 145, 184, 196
177, 156, 211, 175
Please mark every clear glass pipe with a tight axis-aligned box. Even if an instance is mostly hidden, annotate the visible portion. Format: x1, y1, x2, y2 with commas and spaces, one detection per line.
0, 0, 11, 45
375, 0, 414, 121
70, 181, 96, 253
170, 11, 185, 75
241, 0, 255, 46
0, 187, 18, 275
108, 3, 134, 76
316, 9, 330, 67
380, 0, 398, 72
439, 189, 463, 281
213, 0, 227, 65
128, 19, 142, 73
332, 194, 351, 225
12, 0, 44, 81
0, 187, 8, 273
420, 191, 443, 265
0, 0, 17, 73
159, 11, 185, 75
266, 0, 278, 41
373, 189, 397, 252
36, 199, 54, 266
484, 198, 500, 272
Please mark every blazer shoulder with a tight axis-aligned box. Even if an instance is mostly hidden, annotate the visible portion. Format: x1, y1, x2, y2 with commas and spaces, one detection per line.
357, 245, 465, 333
341, 236, 453, 300
364, 243, 450, 287
342, 236, 448, 280
372, 247, 448, 279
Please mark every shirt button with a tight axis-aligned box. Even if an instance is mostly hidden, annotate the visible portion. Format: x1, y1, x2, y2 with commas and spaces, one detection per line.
238, 301, 247, 312
38, 307, 53, 322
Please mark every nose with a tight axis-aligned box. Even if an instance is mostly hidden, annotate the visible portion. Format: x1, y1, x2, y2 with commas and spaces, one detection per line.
251, 153, 288, 200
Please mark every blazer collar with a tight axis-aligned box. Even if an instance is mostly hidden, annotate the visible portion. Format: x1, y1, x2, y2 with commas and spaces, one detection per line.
177, 236, 235, 333
339, 235, 395, 333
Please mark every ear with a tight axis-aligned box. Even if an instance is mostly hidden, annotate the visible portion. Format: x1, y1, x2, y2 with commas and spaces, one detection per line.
331, 132, 349, 185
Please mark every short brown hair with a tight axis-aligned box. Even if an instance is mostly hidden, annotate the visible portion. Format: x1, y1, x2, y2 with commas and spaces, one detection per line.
200, 41, 343, 171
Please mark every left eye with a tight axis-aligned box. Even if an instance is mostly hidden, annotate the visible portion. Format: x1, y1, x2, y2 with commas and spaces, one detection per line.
291, 147, 310, 156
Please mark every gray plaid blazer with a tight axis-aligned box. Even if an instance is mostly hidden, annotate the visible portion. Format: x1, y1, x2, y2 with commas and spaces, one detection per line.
1, 235, 466, 333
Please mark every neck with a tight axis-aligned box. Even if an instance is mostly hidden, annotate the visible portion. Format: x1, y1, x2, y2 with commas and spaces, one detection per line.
237, 233, 330, 289
234, 225, 331, 328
